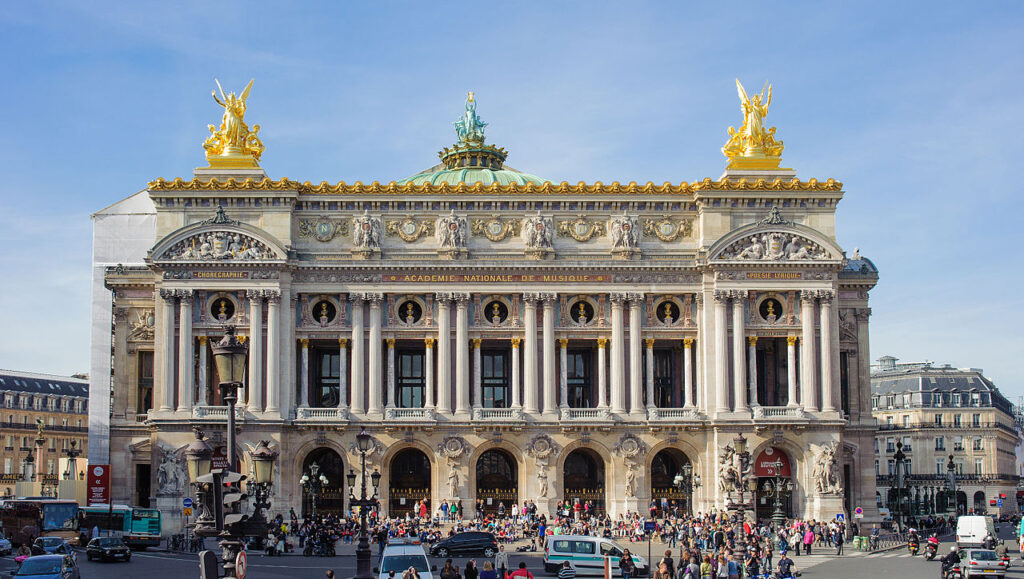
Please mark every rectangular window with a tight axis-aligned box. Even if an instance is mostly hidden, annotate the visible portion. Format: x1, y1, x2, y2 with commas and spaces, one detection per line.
934, 414, 943, 426
839, 351, 850, 415
953, 414, 961, 427
972, 413, 981, 427
887, 395, 895, 408
974, 459, 983, 476
904, 459, 912, 475
973, 438, 983, 451
933, 392, 942, 407
936, 459, 945, 475
902, 436, 912, 451
935, 437, 945, 451
886, 437, 895, 453
887, 459, 895, 475
874, 439, 879, 453
886, 416, 893, 426
480, 350, 509, 409
3, 458, 9, 474
566, 349, 593, 408
955, 461, 964, 475
313, 349, 340, 407
137, 351, 154, 413
902, 415, 910, 427
875, 459, 880, 475
397, 349, 425, 409
652, 349, 674, 408
954, 436, 964, 451
972, 393, 981, 406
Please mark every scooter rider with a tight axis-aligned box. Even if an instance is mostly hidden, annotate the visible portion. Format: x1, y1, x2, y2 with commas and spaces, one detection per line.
939, 546, 961, 579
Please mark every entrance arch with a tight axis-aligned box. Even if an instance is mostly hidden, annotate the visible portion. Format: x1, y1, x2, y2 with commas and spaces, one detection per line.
563, 448, 605, 514
753, 447, 793, 523
650, 448, 693, 516
476, 449, 518, 514
973, 490, 987, 514
389, 448, 432, 516
301, 447, 344, 517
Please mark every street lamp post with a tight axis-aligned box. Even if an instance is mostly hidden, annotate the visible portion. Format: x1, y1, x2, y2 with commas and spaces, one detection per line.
760, 458, 792, 528
946, 453, 957, 515
63, 440, 81, 481
893, 440, 906, 531
300, 462, 328, 519
672, 462, 702, 514
728, 434, 757, 567
348, 429, 382, 579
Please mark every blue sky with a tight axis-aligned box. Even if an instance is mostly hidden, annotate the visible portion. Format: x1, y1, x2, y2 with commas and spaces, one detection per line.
0, 1, 1021, 396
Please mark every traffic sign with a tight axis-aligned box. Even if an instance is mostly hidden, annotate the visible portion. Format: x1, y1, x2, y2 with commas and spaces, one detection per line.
644, 521, 657, 533
836, 513, 845, 522
998, 498, 1004, 507
235, 550, 247, 579
854, 507, 863, 515
183, 507, 192, 516
183, 498, 193, 508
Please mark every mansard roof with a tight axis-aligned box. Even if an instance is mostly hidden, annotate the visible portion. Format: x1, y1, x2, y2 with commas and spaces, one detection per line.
0, 369, 88, 397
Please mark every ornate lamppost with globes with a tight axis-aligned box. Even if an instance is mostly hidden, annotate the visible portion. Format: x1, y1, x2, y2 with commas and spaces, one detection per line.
63, 440, 82, 481
347, 429, 382, 579
728, 434, 758, 566
759, 457, 793, 528
300, 462, 328, 519
893, 440, 907, 531
672, 462, 702, 514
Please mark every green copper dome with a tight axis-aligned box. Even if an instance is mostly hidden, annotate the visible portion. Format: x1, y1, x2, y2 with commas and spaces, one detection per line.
397, 93, 547, 186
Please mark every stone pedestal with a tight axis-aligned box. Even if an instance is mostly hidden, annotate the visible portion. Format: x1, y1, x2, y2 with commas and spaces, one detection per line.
807, 493, 846, 523
156, 494, 185, 539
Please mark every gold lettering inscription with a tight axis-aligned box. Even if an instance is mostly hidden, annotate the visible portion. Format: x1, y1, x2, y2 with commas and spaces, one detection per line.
192, 271, 250, 279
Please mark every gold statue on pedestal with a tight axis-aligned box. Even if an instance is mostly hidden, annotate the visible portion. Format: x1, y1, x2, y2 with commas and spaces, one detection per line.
722, 79, 785, 170
203, 78, 264, 168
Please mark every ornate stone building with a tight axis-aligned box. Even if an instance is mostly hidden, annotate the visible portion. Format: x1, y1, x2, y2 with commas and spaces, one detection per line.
89, 82, 879, 532
872, 356, 1020, 516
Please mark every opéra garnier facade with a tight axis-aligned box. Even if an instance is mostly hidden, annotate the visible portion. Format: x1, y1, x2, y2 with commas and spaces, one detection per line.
91, 81, 879, 532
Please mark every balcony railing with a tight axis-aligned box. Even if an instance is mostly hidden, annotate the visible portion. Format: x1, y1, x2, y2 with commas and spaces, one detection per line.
473, 408, 524, 421
648, 407, 701, 421
192, 406, 246, 420
752, 406, 807, 420
296, 407, 350, 421
383, 407, 435, 421
559, 408, 614, 421
876, 473, 1018, 485
0, 422, 88, 433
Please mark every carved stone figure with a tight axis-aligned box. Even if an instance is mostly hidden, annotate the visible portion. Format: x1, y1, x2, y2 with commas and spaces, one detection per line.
127, 309, 155, 341
609, 214, 639, 250
722, 79, 783, 162
537, 469, 549, 498
352, 210, 382, 251
447, 467, 460, 498
718, 444, 738, 499
156, 451, 185, 496
521, 214, 553, 250
203, 79, 264, 165
813, 442, 843, 495
162, 230, 275, 261
435, 210, 468, 250
526, 434, 559, 499
454, 91, 487, 145
623, 458, 638, 498
719, 231, 829, 262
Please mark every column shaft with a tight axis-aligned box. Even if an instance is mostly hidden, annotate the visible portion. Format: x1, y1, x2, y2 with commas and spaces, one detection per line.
338, 339, 348, 409
644, 339, 655, 409
158, 291, 175, 412
436, 296, 452, 415
386, 338, 396, 408
424, 338, 435, 409
732, 292, 747, 412
610, 295, 626, 413
820, 292, 837, 412
597, 338, 608, 408
472, 338, 483, 409
197, 336, 208, 406
368, 295, 383, 415
350, 296, 365, 414
542, 296, 557, 415
683, 338, 694, 408
713, 292, 729, 413
300, 339, 310, 411
247, 291, 263, 412
800, 290, 819, 411
786, 337, 799, 407
265, 293, 281, 414
522, 296, 539, 414
177, 293, 194, 413
628, 296, 643, 414
747, 336, 758, 407
558, 338, 568, 409
510, 338, 521, 408
455, 294, 470, 415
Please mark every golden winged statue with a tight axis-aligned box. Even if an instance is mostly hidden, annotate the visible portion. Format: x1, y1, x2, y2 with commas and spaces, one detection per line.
203, 78, 265, 168
722, 79, 785, 169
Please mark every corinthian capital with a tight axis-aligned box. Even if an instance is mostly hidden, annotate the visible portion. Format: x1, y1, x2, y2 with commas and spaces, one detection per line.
349, 292, 366, 304
816, 290, 835, 303
713, 290, 730, 304
626, 292, 644, 304
246, 289, 263, 301
730, 289, 747, 301
263, 289, 281, 304
538, 292, 558, 303
452, 292, 471, 305
365, 292, 384, 306
176, 289, 194, 303
434, 292, 453, 304
522, 292, 542, 305
800, 289, 817, 302
609, 292, 628, 306
159, 289, 177, 301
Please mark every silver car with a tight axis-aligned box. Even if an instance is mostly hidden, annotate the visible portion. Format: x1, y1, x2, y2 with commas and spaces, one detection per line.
0, 533, 11, 556
962, 549, 1008, 579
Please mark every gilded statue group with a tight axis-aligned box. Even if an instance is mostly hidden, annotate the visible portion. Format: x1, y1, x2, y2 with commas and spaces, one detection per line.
722, 79, 784, 161
203, 79, 265, 163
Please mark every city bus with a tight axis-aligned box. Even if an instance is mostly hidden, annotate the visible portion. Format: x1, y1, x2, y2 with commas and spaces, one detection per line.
78, 504, 162, 548
0, 499, 80, 547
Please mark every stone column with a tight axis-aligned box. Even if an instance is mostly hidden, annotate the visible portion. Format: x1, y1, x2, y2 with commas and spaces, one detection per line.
597, 338, 608, 408
424, 338, 435, 410
800, 290, 819, 411
197, 336, 208, 406
282, 292, 296, 420
628, 294, 643, 415
786, 337, 799, 407
819, 291, 837, 412
386, 338, 396, 408
644, 338, 655, 409
731, 290, 747, 413
247, 290, 263, 413
350, 295, 366, 414
510, 337, 521, 408
695, 293, 705, 411
338, 338, 349, 409
747, 336, 759, 407
177, 290, 194, 413
436, 294, 452, 415
610, 294, 627, 414
158, 290, 175, 412
558, 338, 569, 409
367, 294, 383, 416
300, 338, 310, 408
472, 338, 483, 410
455, 293, 471, 416
265, 291, 281, 414
542, 295, 557, 415
683, 338, 694, 408
713, 291, 730, 413
522, 294, 539, 414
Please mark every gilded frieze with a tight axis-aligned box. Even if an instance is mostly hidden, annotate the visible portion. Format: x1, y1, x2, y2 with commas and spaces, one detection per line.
643, 217, 693, 242
298, 216, 349, 242
471, 215, 521, 242
558, 215, 606, 242
385, 217, 435, 242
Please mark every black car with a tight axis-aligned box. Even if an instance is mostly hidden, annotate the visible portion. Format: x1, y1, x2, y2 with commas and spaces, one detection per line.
429, 532, 498, 558
85, 537, 132, 562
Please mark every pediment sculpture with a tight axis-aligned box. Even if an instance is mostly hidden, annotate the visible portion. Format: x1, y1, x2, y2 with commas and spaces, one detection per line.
609, 214, 640, 250
352, 210, 382, 254
160, 230, 277, 261
436, 210, 468, 257
717, 231, 831, 261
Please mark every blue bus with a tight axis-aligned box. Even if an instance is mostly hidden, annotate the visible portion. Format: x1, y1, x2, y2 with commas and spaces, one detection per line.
79, 504, 161, 548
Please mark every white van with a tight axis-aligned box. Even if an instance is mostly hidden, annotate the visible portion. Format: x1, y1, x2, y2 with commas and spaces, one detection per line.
543, 535, 648, 577
376, 538, 435, 579
957, 515, 996, 548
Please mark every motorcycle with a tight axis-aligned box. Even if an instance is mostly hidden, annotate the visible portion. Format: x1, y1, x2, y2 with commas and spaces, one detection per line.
908, 540, 920, 556
941, 565, 963, 579
925, 542, 938, 560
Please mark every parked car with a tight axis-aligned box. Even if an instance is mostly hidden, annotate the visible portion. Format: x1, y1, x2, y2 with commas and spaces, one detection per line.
961, 549, 1008, 579
376, 538, 435, 579
0, 531, 12, 556
85, 536, 132, 562
29, 537, 72, 556
11, 554, 80, 579
428, 532, 498, 558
